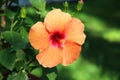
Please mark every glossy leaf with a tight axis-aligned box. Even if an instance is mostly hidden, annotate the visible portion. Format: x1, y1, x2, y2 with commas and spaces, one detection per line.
2, 31, 27, 50
0, 49, 16, 70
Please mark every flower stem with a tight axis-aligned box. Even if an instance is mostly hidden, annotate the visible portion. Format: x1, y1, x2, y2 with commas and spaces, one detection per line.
10, 20, 18, 31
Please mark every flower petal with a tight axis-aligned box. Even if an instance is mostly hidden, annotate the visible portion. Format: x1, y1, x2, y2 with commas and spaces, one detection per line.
44, 9, 72, 32
29, 22, 49, 50
62, 41, 81, 66
65, 18, 86, 45
36, 46, 62, 68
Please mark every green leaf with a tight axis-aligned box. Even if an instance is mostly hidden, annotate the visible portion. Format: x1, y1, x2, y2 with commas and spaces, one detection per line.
15, 50, 25, 71
31, 67, 42, 78
20, 27, 29, 43
0, 72, 3, 80
29, 0, 46, 13
15, 61, 24, 71
2, 31, 27, 50
5, 9, 15, 19
47, 72, 57, 80
0, 49, 16, 70
24, 17, 34, 25
7, 71, 28, 80
16, 50, 25, 61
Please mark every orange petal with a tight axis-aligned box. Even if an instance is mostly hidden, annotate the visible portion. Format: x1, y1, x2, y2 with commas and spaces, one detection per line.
65, 18, 86, 45
36, 46, 62, 68
62, 41, 81, 66
44, 9, 72, 32
29, 22, 49, 50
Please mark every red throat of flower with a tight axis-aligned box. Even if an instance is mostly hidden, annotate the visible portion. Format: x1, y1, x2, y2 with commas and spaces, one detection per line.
50, 31, 65, 47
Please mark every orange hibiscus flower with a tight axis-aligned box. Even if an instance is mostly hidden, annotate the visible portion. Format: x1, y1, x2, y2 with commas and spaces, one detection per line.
29, 9, 86, 68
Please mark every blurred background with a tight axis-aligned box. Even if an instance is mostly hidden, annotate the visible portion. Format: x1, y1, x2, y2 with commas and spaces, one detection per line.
53, 0, 120, 80
0, 0, 120, 80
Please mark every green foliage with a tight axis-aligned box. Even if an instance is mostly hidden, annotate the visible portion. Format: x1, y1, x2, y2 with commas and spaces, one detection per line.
15, 61, 25, 71
2, 31, 27, 50
24, 17, 34, 25
103, 29, 120, 42
7, 71, 28, 80
19, 27, 29, 43
0, 0, 120, 80
5, 9, 15, 19
1, 0, 56, 80
31, 67, 42, 78
47, 72, 57, 80
0, 49, 16, 70
0, 72, 3, 80
29, 0, 46, 17
16, 50, 25, 61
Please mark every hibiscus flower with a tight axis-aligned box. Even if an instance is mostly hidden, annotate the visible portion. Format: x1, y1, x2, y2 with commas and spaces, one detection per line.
29, 9, 86, 68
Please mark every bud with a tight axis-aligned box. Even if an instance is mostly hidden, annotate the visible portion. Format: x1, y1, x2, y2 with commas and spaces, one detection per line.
63, 1, 69, 8
20, 7, 27, 18
76, 0, 84, 11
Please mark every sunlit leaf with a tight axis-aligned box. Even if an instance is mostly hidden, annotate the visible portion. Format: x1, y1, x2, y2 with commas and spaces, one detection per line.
103, 29, 120, 42
47, 72, 57, 80
0, 49, 16, 70
31, 67, 42, 78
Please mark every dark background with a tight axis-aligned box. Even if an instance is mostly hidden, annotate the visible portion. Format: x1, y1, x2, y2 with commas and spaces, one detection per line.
55, 0, 120, 80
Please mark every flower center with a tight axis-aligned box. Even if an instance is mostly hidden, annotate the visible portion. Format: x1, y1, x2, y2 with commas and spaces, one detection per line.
50, 31, 65, 47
